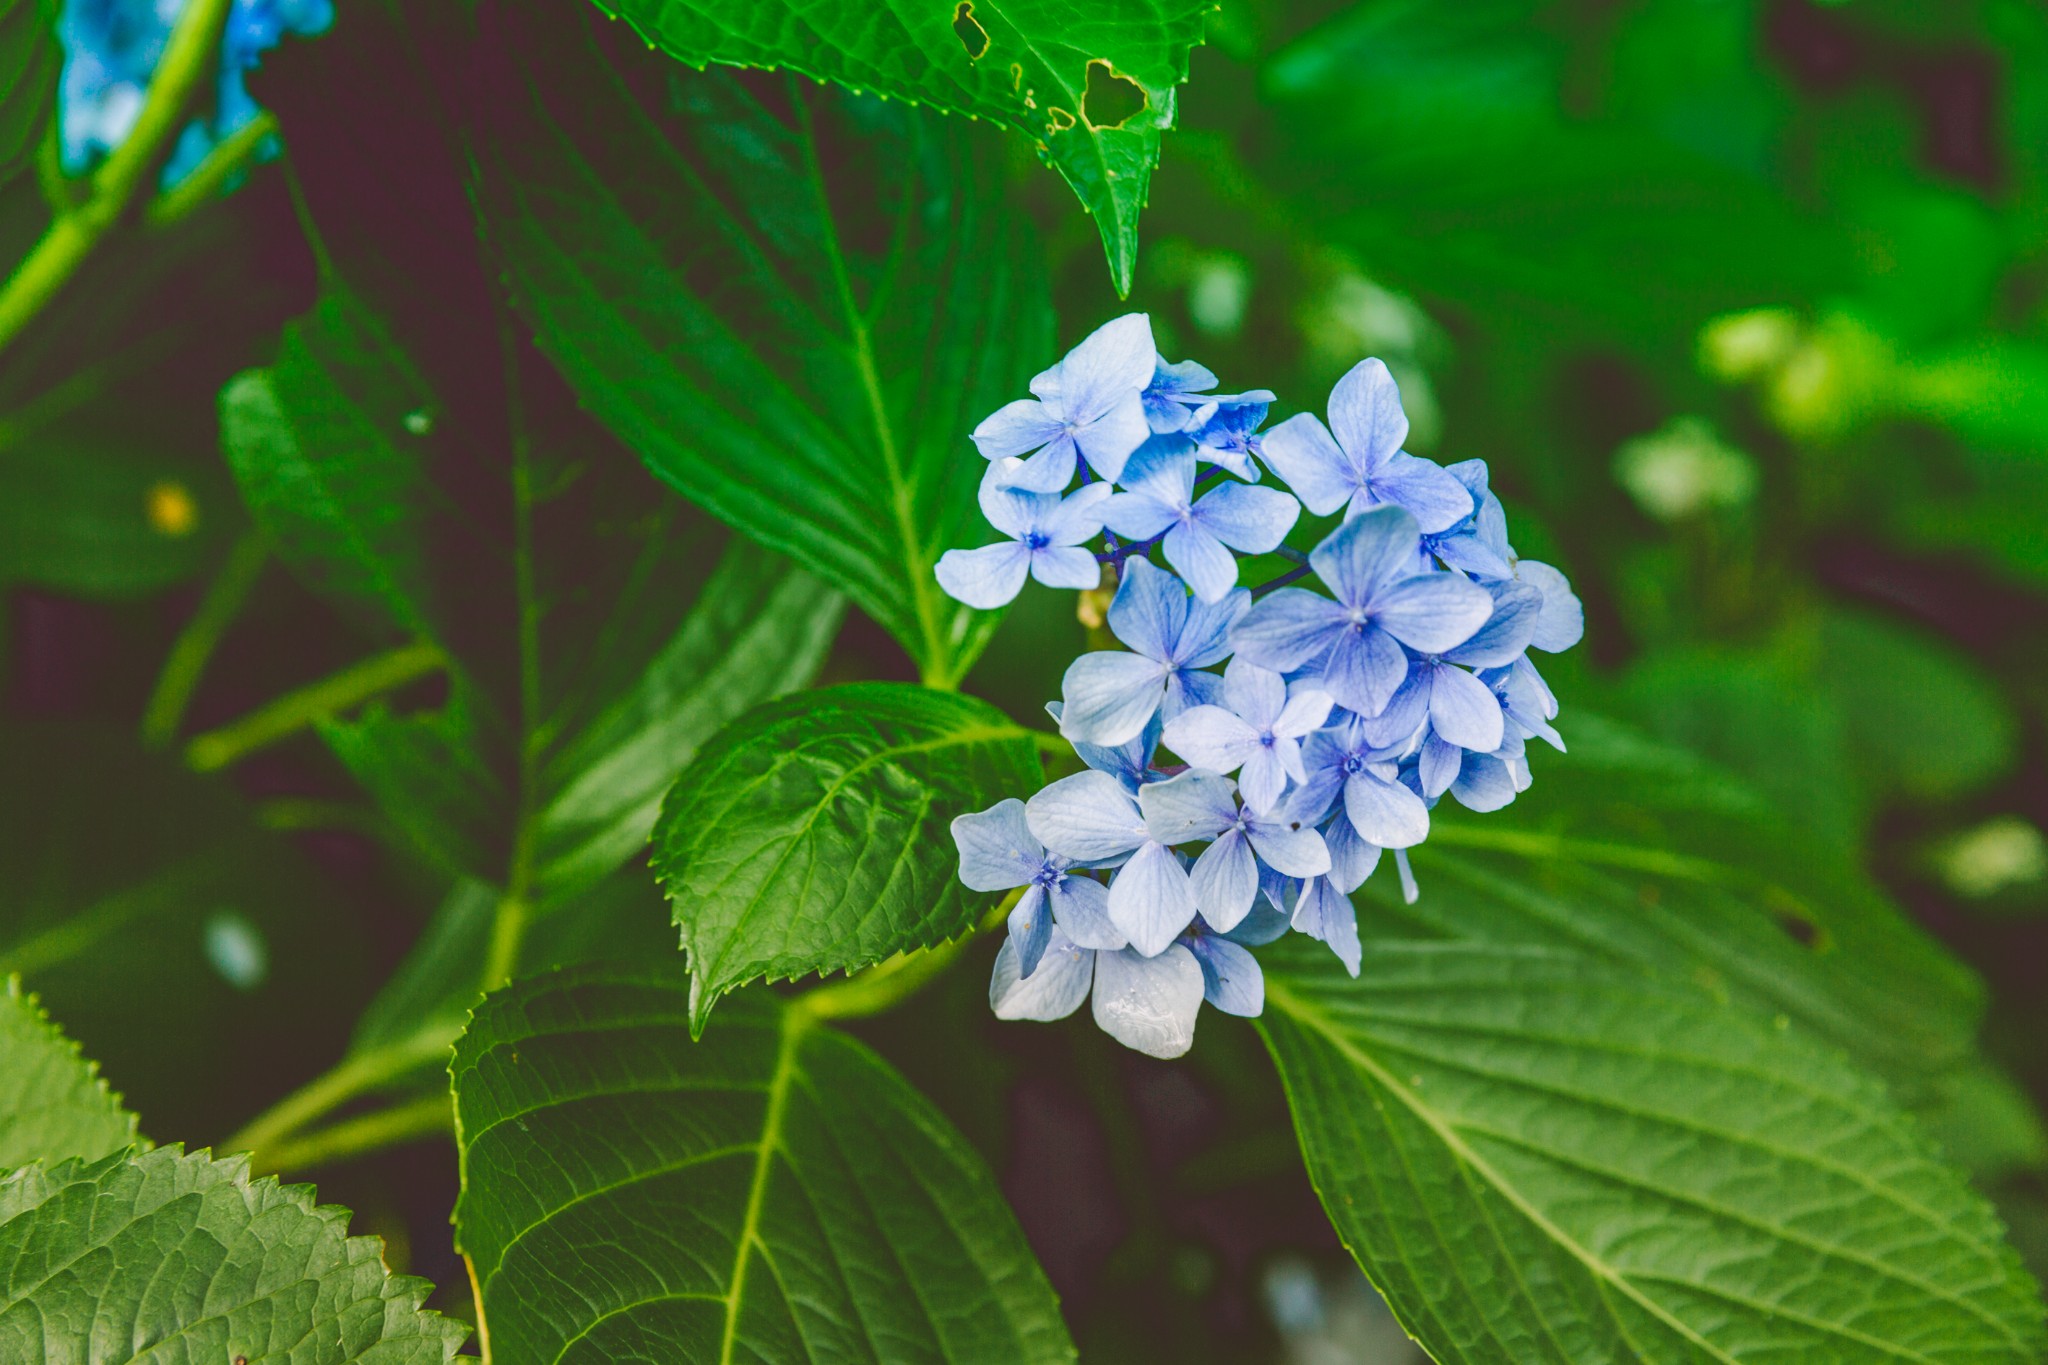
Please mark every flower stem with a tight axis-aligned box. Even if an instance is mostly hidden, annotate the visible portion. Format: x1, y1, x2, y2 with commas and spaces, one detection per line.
141, 531, 269, 748
224, 1022, 462, 1168
144, 111, 279, 228
183, 640, 445, 772
248, 1092, 452, 1176
0, 0, 233, 354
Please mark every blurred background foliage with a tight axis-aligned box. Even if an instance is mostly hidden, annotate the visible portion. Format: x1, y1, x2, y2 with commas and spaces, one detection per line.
5, 0, 2048, 1359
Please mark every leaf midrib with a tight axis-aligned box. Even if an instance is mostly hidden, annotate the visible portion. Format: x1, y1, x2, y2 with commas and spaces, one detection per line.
717, 1006, 807, 1365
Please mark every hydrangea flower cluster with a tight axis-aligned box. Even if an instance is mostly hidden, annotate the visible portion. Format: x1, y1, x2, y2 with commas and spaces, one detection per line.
58, 0, 333, 189
941, 315, 1584, 1059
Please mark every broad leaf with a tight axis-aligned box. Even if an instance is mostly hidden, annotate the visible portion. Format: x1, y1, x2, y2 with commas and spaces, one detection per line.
1260, 941, 2048, 1363
220, 289, 843, 907
0, 978, 137, 1170
592, 0, 1208, 294
0, 0, 55, 186
653, 682, 1040, 1031
451, 965, 1074, 1364
470, 4, 1053, 685
0, 1146, 467, 1362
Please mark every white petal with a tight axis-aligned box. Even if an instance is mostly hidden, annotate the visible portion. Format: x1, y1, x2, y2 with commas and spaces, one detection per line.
1026, 770, 1147, 862
1091, 943, 1205, 1058
1058, 650, 1168, 747
1107, 841, 1199, 957
1136, 769, 1239, 844
991, 931, 1093, 1021
935, 541, 1031, 609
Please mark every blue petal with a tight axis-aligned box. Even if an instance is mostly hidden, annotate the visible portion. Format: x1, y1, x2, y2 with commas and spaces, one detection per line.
1220, 899, 1292, 946
990, 931, 1093, 1021
1427, 664, 1505, 753
1325, 359, 1409, 477
1108, 841, 1200, 957
1106, 557, 1189, 662
1050, 874, 1127, 950
1230, 588, 1348, 673
1136, 769, 1239, 844
1290, 876, 1362, 977
1451, 751, 1519, 812
1074, 394, 1152, 484
972, 397, 1064, 460
1058, 650, 1168, 747
1372, 453, 1476, 535
935, 541, 1032, 609
1186, 934, 1264, 1017
1051, 313, 1157, 426
1161, 703, 1259, 775
1344, 769, 1429, 849
1320, 624, 1409, 718
1246, 818, 1331, 878
950, 798, 1043, 891
1192, 482, 1299, 555
1190, 827, 1258, 932
1446, 581, 1544, 668
1258, 412, 1358, 516
1312, 504, 1422, 608
1027, 770, 1148, 862
1030, 545, 1104, 591
1323, 812, 1383, 893
1039, 481, 1115, 545
1008, 883, 1054, 977
1370, 572, 1494, 654
1518, 560, 1586, 653
1174, 583, 1251, 668
1163, 523, 1239, 604
1418, 730, 1463, 799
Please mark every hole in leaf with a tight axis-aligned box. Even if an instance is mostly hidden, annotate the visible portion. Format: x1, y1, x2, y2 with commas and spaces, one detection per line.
1775, 910, 1821, 948
1082, 58, 1147, 130
1048, 107, 1076, 132
952, 2, 989, 60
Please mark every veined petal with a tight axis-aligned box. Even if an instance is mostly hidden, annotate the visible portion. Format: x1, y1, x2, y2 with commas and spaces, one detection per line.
1373, 453, 1475, 535
1431, 527, 1516, 579
996, 434, 1079, 494
1050, 874, 1126, 950
977, 472, 1055, 538
972, 397, 1064, 461
1518, 559, 1586, 652
1055, 313, 1157, 425
1428, 664, 1505, 753
1360, 670, 1430, 750
1027, 770, 1148, 862
1039, 480, 1115, 545
1162, 704, 1260, 775
1418, 730, 1463, 799
1451, 750, 1519, 812
1230, 589, 1348, 672
1325, 358, 1409, 476
1164, 523, 1240, 604
991, 931, 1093, 1021
1236, 747, 1289, 816
1091, 944, 1205, 1058
1371, 572, 1494, 654
1273, 688, 1334, 739
1311, 505, 1423, 608
1445, 581, 1544, 668
935, 541, 1032, 610
1190, 827, 1258, 933
1222, 657, 1287, 728
1173, 584, 1251, 668
1193, 482, 1299, 555
1116, 435, 1199, 503
950, 799, 1042, 891
1321, 624, 1409, 718
1108, 842, 1199, 957
1106, 557, 1189, 663
1290, 876, 1361, 977
1246, 820, 1331, 879
1345, 769, 1429, 849
1075, 393, 1152, 484
1136, 768, 1239, 844
1185, 934, 1264, 1017
1008, 884, 1054, 977
1100, 490, 1180, 541
1323, 813, 1382, 893
1258, 412, 1358, 516
1030, 545, 1104, 591
1058, 650, 1168, 747
1164, 666, 1226, 720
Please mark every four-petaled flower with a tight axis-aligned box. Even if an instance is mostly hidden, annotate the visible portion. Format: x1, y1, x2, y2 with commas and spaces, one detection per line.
1139, 770, 1332, 935
1163, 659, 1332, 814
1260, 359, 1473, 531
1101, 440, 1300, 603
936, 477, 1111, 609
1142, 357, 1220, 434
1058, 559, 1248, 747
972, 314, 1154, 492
952, 799, 1126, 978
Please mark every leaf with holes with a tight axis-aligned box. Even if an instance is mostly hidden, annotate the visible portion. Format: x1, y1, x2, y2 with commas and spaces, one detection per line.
652, 683, 1039, 1033
0, 1146, 468, 1362
589, 0, 1208, 293
451, 965, 1074, 1364
470, 4, 1053, 685
0, 977, 138, 1170
1260, 940, 2048, 1363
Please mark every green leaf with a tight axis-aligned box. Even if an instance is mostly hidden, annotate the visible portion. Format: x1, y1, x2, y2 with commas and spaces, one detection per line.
652, 682, 1039, 1032
451, 965, 1074, 1364
470, 5, 1053, 684
1398, 713, 1989, 1113
0, 977, 138, 1170
0, 0, 55, 186
220, 288, 843, 906
0, 1145, 467, 1362
1259, 940, 2048, 1363
590, 0, 1207, 294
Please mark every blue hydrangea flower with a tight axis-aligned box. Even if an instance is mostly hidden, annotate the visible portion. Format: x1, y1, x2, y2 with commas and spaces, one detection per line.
1415, 460, 1515, 579
1179, 908, 1288, 1017
989, 928, 1209, 1059
1482, 655, 1564, 750
1058, 559, 1248, 747
1186, 391, 1277, 481
1026, 769, 1202, 956
973, 314, 1154, 492
1100, 439, 1300, 603
952, 799, 1125, 978
1361, 580, 1544, 755
935, 477, 1111, 609
1295, 714, 1430, 850
1139, 770, 1331, 933
1048, 702, 1165, 793
1259, 359, 1473, 532
1231, 506, 1494, 719
1143, 357, 1220, 434
1288, 873, 1361, 976
1162, 659, 1332, 814
1515, 560, 1585, 652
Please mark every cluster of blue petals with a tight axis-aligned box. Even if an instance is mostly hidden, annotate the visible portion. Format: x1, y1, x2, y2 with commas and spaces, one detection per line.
940, 314, 1584, 1058
58, 0, 332, 189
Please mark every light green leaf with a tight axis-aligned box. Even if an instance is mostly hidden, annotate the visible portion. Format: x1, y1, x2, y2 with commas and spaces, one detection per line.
451, 965, 1074, 1364
592, 0, 1208, 294
1260, 940, 2048, 1363
0, 977, 138, 1170
0, 1145, 467, 1362
653, 683, 1038, 1032
221, 288, 842, 905
0, 0, 56, 186
471, 5, 1053, 685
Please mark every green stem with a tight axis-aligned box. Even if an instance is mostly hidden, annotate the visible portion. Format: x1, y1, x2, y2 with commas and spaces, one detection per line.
254, 797, 386, 836
141, 531, 269, 748
144, 111, 279, 228
184, 640, 445, 772
0, 0, 233, 354
800, 893, 1015, 1022
482, 894, 529, 993
224, 1023, 461, 1164
249, 1093, 453, 1175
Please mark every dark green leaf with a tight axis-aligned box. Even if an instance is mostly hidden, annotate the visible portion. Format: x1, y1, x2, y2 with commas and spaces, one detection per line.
471, 5, 1053, 684
451, 965, 1074, 1364
0, 1146, 467, 1362
653, 682, 1039, 1032
221, 289, 842, 905
591, 0, 1207, 293
0, 977, 138, 1170
0, 0, 55, 186
1260, 940, 2048, 1363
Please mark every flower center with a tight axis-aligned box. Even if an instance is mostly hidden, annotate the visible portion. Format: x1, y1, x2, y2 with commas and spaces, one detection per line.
1024, 530, 1051, 551
1032, 861, 1064, 889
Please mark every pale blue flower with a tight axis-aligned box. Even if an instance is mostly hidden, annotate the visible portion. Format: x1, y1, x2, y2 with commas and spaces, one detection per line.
1259, 359, 1472, 532
1361, 580, 1544, 755
952, 799, 1125, 977
988, 928, 1209, 1059
1027, 769, 1201, 955
973, 314, 1155, 492
1048, 703, 1164, 793
1058, 559, 1248, 747
1162, 659, 1332, 814
1414, 460, 1515, 579
1187, 391, 1277, 481
1295, 715, 1430, 850
1101, 440, 1300, 602
936, 477, 1111, 608
1143, 357, 1219, 433
1140, 770, 1331, 934
1230, 507, 1494, 719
